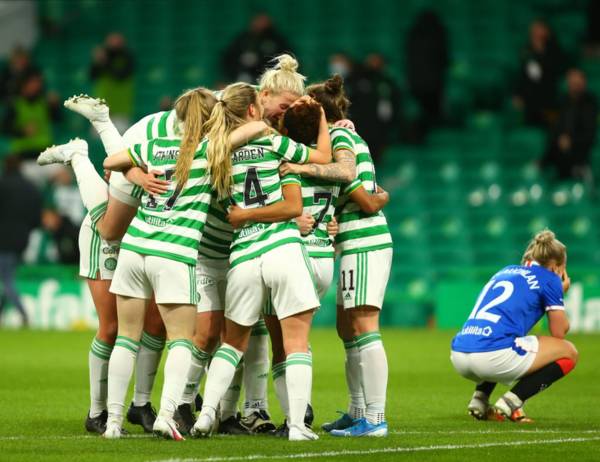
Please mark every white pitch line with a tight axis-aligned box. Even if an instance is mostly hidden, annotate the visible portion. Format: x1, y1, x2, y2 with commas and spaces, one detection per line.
1, 429, 599, 442
389, 429, 600, 436
150, 436, 600, 462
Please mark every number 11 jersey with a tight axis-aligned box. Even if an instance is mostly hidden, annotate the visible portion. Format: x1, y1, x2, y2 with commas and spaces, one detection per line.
451, 263, 565, 353
228, 134, 310, 268
121, 137, 212, 265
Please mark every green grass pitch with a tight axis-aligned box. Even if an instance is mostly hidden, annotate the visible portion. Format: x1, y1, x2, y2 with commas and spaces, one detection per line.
1, 329, 599, 461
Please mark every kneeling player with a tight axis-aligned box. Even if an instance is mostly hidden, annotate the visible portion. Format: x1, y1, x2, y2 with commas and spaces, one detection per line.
451, 230, 577, 422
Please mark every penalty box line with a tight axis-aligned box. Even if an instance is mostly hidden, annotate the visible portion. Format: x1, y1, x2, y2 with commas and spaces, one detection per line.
150, 436, 600, 462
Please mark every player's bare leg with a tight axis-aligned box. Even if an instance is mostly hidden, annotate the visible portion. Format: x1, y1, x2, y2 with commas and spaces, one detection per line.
493, 336, 578, 423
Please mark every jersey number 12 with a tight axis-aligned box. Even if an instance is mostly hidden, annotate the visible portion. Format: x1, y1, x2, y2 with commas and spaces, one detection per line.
468, 280, 514, 323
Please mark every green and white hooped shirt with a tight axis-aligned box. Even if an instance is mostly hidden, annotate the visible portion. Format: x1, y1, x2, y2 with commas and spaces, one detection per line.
334, 129, 393, 256
279, 127, 353, 258
228, 134, 311, 267
143, 109, 234, 261
121, 138, 211, 265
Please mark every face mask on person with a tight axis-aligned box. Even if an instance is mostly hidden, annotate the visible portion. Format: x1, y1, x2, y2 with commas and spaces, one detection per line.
329, 62, 349, 78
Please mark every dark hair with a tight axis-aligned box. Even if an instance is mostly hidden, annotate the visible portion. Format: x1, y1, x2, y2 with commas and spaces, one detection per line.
306, 74, 350, 123
281, 100, 322, 145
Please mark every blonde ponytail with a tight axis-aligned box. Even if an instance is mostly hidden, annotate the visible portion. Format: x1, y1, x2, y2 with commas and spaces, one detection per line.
205, 83, 258, 199
522, 229, 567, 267
258, 54, 306, 96
173, 87, 216, 185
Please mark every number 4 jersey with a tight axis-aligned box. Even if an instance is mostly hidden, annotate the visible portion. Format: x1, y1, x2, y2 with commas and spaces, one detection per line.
451, 263, 565, 353
228, 134, 311, 267
121, 137, 212, 265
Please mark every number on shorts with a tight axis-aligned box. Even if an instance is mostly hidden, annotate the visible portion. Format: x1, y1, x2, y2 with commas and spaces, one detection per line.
313, 192, 332, 229
468, 280, 514, 323
243, 167, 268, 206
341, 269, 355, 291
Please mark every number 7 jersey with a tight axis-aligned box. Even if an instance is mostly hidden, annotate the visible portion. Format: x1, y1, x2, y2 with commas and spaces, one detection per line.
121, 137, 212, 265
451, 263, 565, 353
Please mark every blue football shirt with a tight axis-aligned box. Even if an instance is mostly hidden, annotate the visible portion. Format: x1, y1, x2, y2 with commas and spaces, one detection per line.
451, 263, 565, 353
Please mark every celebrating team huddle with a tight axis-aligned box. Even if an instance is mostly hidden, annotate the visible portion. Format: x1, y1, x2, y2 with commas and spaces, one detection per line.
37, 53, 576, 443
37, 54, 393, 441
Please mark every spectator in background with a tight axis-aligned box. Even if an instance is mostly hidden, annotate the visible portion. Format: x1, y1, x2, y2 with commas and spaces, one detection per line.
90, 33, 135, 132
513, 20, 566, 127
585, 0, 600, 55
406, 9, 449, 142
540, 69, 598, 180
328, 52, 356, 82
0, 46, 39, 104
347, 53, 402, 163
222, 13, 290, 83
0, 156, 42, 327
1, 70, 60, 160
159, 95, 173, 112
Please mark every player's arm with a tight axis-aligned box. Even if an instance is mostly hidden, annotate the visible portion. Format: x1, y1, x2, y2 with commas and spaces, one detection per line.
104, 142, 148, 172
279, 148, 356, 183
125, 167, 169, 195
230, 121, 272, 148
227, 183, 303, 229
545, 270, 570, 339
547, 310, 570, 339
103, 149, 134, 171
348, 184, 389, 214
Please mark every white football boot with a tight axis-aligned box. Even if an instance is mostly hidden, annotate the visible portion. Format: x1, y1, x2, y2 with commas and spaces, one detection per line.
467, 391, 491, 420
103, 418, 123, 439
37, 138, 88, 166
190, 412, 214, 438
288, 424, 319, 441
64, 94, 109, 122
153, 415, 184, 441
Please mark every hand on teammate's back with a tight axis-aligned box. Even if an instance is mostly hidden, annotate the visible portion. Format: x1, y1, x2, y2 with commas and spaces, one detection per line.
326, 216, 339, 237
279, 162, 303, 177
295, 213, 315, 235
227, 205, 249, 229
141, 171, 169, 195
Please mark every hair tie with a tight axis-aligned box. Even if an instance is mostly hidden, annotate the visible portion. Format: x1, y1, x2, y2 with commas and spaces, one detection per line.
219, 100, 227, 108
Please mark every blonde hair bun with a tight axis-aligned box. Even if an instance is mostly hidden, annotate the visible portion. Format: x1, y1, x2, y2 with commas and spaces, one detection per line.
534, 229, 556, 245
521, 228, 566, 267
273, 54, 298, 73
258, 54, 306, 96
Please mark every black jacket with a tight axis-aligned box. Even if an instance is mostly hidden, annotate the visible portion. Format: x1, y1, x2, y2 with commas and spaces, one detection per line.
0, 171, 42, 254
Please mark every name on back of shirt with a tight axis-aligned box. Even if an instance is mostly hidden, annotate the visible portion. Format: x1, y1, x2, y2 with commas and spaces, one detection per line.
497, 267, 540, 290
233, 148, 265, 163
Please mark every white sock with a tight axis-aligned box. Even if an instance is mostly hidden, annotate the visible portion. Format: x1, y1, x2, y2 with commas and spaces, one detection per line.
272, 361, 289, 420
356, 332, 387, 425
344, 340, 366, 419
158, 340, 192, 419
243, 324, 270, 417
133, 331, 165, 407
92, 117, 127, 155
70, 152, 109, 226
220, 360, 243, 420
202, 343, 243, 419
107, 336, 140, 423
181, 345, 211, 405
285, 352, 312, 428
89, 337, 113, 417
